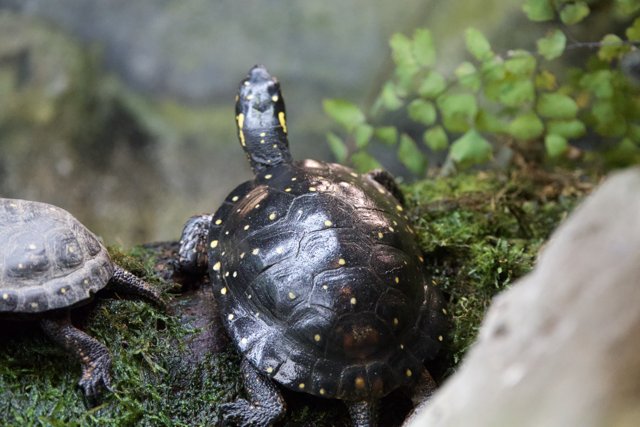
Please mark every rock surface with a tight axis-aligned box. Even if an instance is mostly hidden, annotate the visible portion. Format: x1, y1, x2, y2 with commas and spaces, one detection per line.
406, 167, 640, 427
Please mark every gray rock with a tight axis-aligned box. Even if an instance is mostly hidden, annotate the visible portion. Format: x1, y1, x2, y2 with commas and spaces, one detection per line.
407, 168, 640, 427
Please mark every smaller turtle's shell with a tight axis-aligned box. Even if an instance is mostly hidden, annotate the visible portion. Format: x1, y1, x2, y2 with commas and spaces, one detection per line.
0, 199, 113, 314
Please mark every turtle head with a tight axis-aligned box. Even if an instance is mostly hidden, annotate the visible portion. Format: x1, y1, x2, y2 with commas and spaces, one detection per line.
235, 65, 292, 173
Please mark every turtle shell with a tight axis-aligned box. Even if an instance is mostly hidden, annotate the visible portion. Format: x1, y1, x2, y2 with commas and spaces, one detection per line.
0, 198, 113, 314
208, 160, 446, 402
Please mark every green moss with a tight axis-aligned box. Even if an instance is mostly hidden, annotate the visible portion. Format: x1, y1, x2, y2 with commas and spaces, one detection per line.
405, 170, 590, 370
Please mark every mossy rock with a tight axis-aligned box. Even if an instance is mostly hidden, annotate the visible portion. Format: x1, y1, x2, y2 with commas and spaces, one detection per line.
0, 169, 593, 425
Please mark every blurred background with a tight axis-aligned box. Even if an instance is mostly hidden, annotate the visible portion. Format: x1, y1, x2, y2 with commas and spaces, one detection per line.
0, 0, 602, 245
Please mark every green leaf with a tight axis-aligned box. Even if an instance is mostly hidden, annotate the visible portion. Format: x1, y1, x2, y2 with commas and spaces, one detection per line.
437, 93, 478, 132
545, 134, 568, 157
522, 0, 555, 22
476, 110, 507, 133
455, 62, 481, 91
418, 71, 447, 98
376, 82, 404, 112
505, 50, 537, 76
598, 34, 629, 62
535, 70, 557, 90
626, 17, 640, 41
579, 70, 614, 99
390, 33, 414, 68
536, 93, 578, 119
560, 2, 590, 25
592, 100, 627, 137
398, 134, 426, 174
547, 119, 586, 139
616, 0, 640, 17
412, 28, 436, 67
537, 30, 567, 60
326, 132, 348, 162
481, 57, 506, 82
323, 99, 365, 132
465, 28, 493, 62
351, 151, 382, 172
374, 126, 398, 145
423, 126, 448, 151
496, 79, 535, 107
508, 112, 544, 140
354, 124, 374, 148
407, 99, 437, 125
449, 130, 492, 165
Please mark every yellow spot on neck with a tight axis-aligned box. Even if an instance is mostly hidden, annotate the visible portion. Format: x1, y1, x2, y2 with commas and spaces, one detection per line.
236, 114, 246, 146
272, 95, 279, 102
278, 111, 287, 133
260, 132, 266, 137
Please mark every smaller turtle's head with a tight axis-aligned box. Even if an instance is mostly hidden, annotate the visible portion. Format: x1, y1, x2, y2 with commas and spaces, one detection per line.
235, 65, 291, 173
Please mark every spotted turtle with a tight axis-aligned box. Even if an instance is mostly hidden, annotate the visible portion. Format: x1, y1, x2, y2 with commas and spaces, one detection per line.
178, 66, 447, 426
0, 198, 164, 401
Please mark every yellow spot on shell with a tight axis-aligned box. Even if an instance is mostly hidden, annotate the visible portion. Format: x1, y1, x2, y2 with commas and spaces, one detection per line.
60, 288, 67, 294
438, 335, 444, 342
298, 383, 305, 390
276, 247, 284, 254
231, 195, 239, 202
284, 187, 292, 192
241, 337, 248, 345
252, 248, 260, 255
30, 302, 38, 309
244, 224, 250, 231
395, 277, 400, 284
269, 212, 277, 220
28, 244, 36, 250
2, 293, 8, 300
272, 95, 279, 102
291, 177, 297, 181
210, 240, 218, 249
378, 232, 384, 239
406, 369, 413, 377
442, 308, 448, 315
338, 258, 346, 266
228, 314, 234, 320
266, 367, 274, 374
288, 292, 296, 300
396, 205, 404, 212
309, 187, 317, 192
419, 255, 424, 263
260, 132, 266, 137
355, 377, 366, 389
388, 226, 395, 232
278, 111, 288, 133
240, 252, 245, 259
400, 343, 405, 349
393, 318, 399, 326
350, 297, 357, 305
319, 388, 326, 395
265, 174, 272, 179
324, 220, 333, 227
254, 203, 261, 209
215, 219, 222, 225
350, 172, 358, 178
314, 334, 321, 342
213, 261, 221, 271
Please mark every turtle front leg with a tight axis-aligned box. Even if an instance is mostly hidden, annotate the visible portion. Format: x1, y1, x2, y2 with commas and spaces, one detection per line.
346, 399, 379, 427
40, 312, 112, 404
366, 169, 406, 205
109, 265, 166, 310
177, 214, 213, 277
220, 358, 286, 427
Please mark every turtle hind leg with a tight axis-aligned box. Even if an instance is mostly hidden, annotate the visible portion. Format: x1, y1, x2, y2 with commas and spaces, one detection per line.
108, 265, 166, 310
40, 312, 112, 405
220, 358, 286, 426
346, 399, 379, 427
366, 169, 405, 205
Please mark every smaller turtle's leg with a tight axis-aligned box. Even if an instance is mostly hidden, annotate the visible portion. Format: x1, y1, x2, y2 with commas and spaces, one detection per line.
109, 266, 166, 310
177, 214, 213, 277
220, 358, 286, 427
40, 312, 112, 403
346, 399, 379, 427
367, 169, 405, 205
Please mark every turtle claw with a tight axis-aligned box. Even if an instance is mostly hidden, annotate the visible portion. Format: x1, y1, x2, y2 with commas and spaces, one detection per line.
78, 354, 113, 404
220, 399, 281, 427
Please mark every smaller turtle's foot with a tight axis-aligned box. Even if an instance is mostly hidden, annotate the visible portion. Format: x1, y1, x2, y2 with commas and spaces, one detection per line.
109, 266, 167, 311
40, 314, 114, 405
